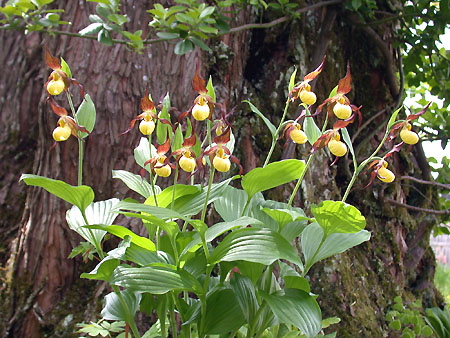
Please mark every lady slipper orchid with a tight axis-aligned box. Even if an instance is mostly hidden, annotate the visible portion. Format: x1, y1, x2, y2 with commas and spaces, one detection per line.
45, 47, 84, 97
388, 103, 430, 145
203, 127, 243, 174
122, 88, 173, 136
48, 98, 89, 142
289, 56, 325, 105
142, 138, 174, 178
191, 68, 215, 121
311, 116, 356, 160
315, 64, 362, 126
170, 133, 201, 173
284, 122, 308, 144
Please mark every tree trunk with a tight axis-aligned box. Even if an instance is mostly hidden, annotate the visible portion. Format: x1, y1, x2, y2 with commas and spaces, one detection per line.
0, 1, 442, 337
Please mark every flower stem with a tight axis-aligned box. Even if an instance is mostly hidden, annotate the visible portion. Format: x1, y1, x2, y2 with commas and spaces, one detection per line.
66, 92, 84, 186
171, 165, 179, 210
263, 97, 291, 167
287, 153, 314, 208
341, 131, 390, 202
147, 135, 159, 207
201, 167, 215, 222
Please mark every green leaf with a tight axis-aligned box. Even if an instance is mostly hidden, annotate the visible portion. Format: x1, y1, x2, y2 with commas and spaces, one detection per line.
328, 85, 338, 99
311, 200, 366, 235
173, 178, 232, 216
214, 186, 251, 221
340, 127, 354, 158
174, 39, 194, 55
149, 184, 200, 207
172, 125, 184, 153
125, 243, 173, 266
112, 170, 154, 198
242, 159, 305, 200
75, 94, 96, 138
190, 36, 212, 52
98, 28, 113, 46
303, 115, 321, 146
60, 57, 71, 78
244, 100, 277, 136
156, 32, 180, 39
230, 274, 258, 323
66, 198, 119, 247
180, 216, 263, 257
199, 6, 215, 18
321, 317, 341, 329
302, 222, 371, 269
156, 92, 172, 144
134, 137, 157, 173
81, 254, 121, 281
289, 67, 297, 92
88, 224, 156, 251
388, 106, 403, 129
280, 262, 310, 292
113, 200, 189, 221
261, 289, 322, 337
206, 76, 216, 103
79, 22, 103, 35
262, 207, 308, 230
102, 290, 141, 321
110, 264, 203, 295
210, 228, 303, 269
202, 287, 246, 335
20, 174, 94, 212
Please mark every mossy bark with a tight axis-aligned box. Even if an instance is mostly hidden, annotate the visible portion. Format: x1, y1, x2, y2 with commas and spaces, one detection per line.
0, 1, 442, 337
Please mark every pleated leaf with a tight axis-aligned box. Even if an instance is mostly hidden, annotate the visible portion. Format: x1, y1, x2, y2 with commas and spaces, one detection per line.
66, 198, 119, 247
210, 228, 303, 269
112, 170, 158, 198
110, 265, 203, 295
102, 290, 141, 321
261, 289, 322, 338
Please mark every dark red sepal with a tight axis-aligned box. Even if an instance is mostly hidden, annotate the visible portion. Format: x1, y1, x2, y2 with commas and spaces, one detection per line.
45, 46, 61, 70
311, 131, 333, 153
214, 127, 231, 145
337, 63, 352, 95
192, 67, 207, 94
141, 88, 155, 112
406, 102, 431, 121
49, 97, 68, 117
304, 56, 326, 81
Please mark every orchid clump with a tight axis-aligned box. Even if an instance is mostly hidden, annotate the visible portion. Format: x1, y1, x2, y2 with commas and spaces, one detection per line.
19, 50, 434, 338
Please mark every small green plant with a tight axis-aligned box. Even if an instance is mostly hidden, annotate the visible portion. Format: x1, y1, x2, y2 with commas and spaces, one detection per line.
424, 305, 450, 338
435, 263, 450, 304
77, 319, 126, 338
386, 296, 434, 338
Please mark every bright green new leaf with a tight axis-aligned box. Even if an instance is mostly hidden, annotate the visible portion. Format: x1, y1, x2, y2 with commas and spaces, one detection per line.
20, 174, 94, 212
242, 160, 305, 200
88, 224, 156, 251
147, 184, 200, 207
60, 57, 71, 78
102, 290, 141, 321
244, 100, 277, 137
81, 256, 119, 281
302, 222, 371, 269
288, 67, 297, 92
156, 92, 172, 144
261, 289, 322, 338
328, 85, 338, 99
262, 207, 308, 230
207, 76, 216, 102
110, 264, 203, 295
311, 200, 366, 235
210, 228, 303, 269
172, 125, 184, 152
388, 106, 403, 129
79, 22, 103, 35
112, 170, 154, 198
